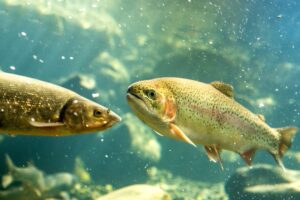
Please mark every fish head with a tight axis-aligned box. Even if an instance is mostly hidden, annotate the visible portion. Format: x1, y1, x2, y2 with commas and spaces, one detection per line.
126, 79, 176, 134
63, 98, 121, 133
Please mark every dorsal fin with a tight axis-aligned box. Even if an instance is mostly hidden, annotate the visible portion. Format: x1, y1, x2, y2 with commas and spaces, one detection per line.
257, 114, 265, 121
210, 81, 234, 98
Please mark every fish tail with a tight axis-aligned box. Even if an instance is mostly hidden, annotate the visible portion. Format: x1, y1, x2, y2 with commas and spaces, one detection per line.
269, 126, 298, 171
2, 154, 15, 188
5, 154, 16, 172
276, 126, 298, 157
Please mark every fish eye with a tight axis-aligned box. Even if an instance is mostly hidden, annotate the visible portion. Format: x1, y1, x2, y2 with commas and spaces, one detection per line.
93, 109, 102, 118
146, 90, 156, 99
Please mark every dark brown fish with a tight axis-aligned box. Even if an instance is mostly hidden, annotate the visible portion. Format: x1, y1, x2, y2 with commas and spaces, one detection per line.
0, 72, 121, 136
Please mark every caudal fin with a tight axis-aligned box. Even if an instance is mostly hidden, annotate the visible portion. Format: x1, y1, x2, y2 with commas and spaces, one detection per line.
5, 154, 16, 172
2, 154, 15, 188
276, 126, 298, 157
270, 126, 298, 171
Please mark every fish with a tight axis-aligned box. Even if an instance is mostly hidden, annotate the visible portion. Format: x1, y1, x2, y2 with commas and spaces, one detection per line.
126, 77, 298, 170
2, 154, 46, 195
1, 155, 77, 199
0, 72, 121, 136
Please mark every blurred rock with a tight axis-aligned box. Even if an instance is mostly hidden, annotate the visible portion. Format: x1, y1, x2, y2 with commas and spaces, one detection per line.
147, 166, 227, 200
92, 52, 130, 84
96, 184, 170, 200
287, 151, 300, 165
123, 113, 161, 162
225, 164, 300, 200
0, 186, 40, 200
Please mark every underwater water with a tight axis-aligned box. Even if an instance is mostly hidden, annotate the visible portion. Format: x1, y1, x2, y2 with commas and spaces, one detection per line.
0, 0, 299, 199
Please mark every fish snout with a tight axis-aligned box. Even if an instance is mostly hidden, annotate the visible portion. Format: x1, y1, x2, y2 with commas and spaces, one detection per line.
127, 85, 143, 101
107, 109, 121, 126
127, 85, 134, 95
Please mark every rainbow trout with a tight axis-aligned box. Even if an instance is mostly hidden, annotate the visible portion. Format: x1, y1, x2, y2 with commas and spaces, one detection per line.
127, 77, 298, 169
0, 72, 121, 136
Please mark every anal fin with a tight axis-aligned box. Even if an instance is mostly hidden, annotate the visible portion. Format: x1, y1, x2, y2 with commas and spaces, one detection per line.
204, 145, 224, 170
240, 149, 256, 166
169, 123, 196, 147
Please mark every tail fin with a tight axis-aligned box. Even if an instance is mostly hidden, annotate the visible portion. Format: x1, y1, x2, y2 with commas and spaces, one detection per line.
5, 154, 16, 172
2, 154, 15, 188
276, 126, 298, 157
269, 127, 298, 171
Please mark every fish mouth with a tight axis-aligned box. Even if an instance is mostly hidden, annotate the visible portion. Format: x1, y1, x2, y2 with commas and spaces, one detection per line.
127, 92, 142, 101
127, 86, 150, 112
126, 86, 144, 102
126, 93, 148, 108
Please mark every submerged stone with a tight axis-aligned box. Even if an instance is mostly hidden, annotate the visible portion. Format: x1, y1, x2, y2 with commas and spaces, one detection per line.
96, 184, 170, 200
225, 164, 300, 200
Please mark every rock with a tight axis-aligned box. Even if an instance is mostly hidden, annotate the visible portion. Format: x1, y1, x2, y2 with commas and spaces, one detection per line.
225, 164, 300, 200
96, 184, 170, 200
146, 167, 228, 200
123, 113, 161, 162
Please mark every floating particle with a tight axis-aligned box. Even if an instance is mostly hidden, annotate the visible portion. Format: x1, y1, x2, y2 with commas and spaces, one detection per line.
258, 103, 265, 108
20, 32, 27, 37
33, 55, 38, 60
69, 56, 74, 60
9, 66, 16, 70
61, 56, 65, 60
92, 93, 100, 98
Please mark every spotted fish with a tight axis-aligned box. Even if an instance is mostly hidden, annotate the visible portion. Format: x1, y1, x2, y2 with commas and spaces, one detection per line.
0, 72, 121, 136
126, 77, 298, 170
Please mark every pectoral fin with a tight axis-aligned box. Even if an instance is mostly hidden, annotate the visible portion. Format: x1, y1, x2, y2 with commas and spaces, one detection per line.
204, 145, 224, 170
29, 121, 65, 128
169, 123, 196, 147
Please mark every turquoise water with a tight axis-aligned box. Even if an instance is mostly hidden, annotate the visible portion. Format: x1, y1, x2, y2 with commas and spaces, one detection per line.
0, 0, 299, 199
